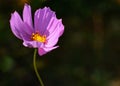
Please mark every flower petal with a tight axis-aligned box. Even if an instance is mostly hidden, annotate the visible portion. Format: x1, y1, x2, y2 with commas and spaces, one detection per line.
38, 46, 59, 56
45, 19, 64, 47
10, 11, 34, 43
23, 4, 33, 29
34, 7, 56, 35
23, 41, 43, 48
20, 23, 34, 41
10, 11, 24, 39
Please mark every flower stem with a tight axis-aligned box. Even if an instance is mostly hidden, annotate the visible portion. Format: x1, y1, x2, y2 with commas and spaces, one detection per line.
33, 49, 44, 86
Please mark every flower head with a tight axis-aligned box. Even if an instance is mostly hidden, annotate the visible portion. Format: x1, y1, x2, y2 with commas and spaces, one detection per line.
10, 4, 64, 56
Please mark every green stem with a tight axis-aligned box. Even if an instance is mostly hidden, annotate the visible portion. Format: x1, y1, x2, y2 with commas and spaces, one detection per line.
33, 49, 44, 86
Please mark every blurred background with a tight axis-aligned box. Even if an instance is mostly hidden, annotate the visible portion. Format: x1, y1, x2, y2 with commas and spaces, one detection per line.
0, 0, 120, 86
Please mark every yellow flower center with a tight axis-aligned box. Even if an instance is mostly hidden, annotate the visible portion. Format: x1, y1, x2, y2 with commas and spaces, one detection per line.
31, 32, 46, 43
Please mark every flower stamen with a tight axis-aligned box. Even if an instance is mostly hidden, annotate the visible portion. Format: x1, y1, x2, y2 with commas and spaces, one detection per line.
31, 32, 46, 43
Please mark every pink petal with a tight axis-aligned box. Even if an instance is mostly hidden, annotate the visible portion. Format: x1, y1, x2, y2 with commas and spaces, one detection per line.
45, 19, 64, 47
23, 4, 33, 29
20, 23, 34, 41
10, 11, 24, 39
34, 7, 56, 35
10, 11, 33, 42
38, 46, 59, 56
23, 41, 43, 48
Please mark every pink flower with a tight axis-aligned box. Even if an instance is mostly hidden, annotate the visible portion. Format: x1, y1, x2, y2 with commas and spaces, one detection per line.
10, 4, 64, 56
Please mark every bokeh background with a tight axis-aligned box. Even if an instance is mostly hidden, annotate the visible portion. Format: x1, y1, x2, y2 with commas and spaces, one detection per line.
0, 0, 120, 86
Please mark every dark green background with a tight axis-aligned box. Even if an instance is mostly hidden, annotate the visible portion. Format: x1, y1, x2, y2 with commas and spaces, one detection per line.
0, 0, 120, 86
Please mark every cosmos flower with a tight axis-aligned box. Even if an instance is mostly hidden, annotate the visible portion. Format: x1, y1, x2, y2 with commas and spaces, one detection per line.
10, 4, 64, 56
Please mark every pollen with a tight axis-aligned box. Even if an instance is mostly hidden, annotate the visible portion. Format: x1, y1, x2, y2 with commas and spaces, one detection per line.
31, 32, 46, 43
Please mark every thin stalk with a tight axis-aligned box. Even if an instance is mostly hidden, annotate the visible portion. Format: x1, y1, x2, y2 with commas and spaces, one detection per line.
33, 49, 44, 86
